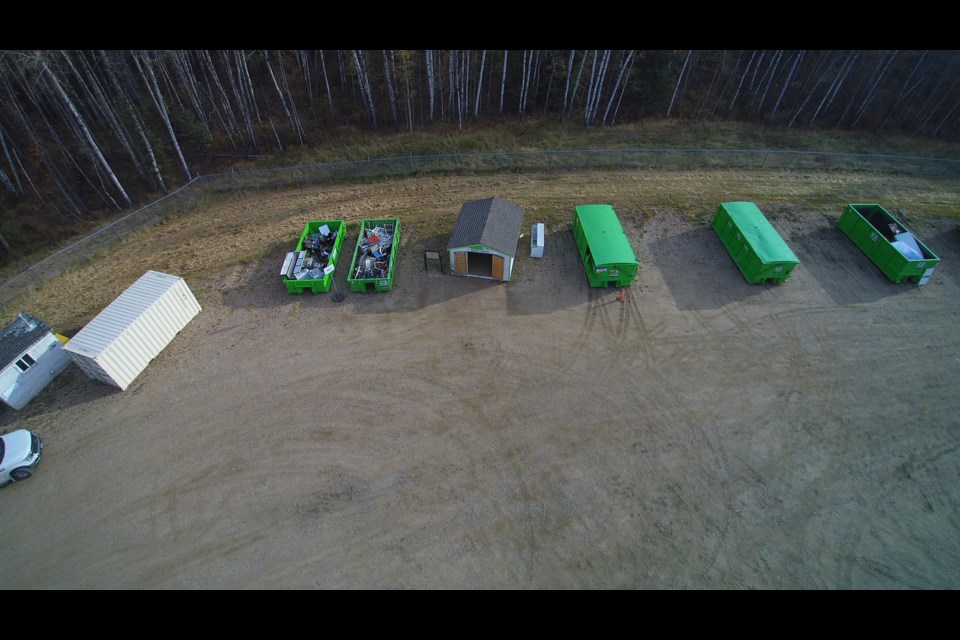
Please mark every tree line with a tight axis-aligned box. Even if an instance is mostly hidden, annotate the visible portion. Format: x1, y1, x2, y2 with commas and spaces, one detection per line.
0, 50, 957, 256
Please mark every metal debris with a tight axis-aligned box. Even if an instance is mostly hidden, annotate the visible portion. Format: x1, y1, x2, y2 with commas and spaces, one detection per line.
282, 226, 338, 280
353, 225, 393, 280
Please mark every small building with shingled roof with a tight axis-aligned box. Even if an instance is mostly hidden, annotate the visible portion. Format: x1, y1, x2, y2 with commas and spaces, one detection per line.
447, 196, 524, 282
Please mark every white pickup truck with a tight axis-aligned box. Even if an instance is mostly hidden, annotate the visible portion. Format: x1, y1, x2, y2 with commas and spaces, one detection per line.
0, 429, 43, 487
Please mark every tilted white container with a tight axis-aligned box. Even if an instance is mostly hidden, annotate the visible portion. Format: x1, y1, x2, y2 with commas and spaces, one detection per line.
65, 271, 201, 390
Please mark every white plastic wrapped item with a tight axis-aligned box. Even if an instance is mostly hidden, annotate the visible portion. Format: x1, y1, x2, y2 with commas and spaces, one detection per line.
894, 232, 923, 258
891, 240, 922, 261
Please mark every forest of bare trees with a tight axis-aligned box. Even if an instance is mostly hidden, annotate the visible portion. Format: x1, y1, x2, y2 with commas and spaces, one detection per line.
1, 50, 958, 258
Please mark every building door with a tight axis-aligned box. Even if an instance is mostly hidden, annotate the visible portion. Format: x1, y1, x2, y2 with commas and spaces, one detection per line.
454, 251, 467, 275
492, 255, 505, 280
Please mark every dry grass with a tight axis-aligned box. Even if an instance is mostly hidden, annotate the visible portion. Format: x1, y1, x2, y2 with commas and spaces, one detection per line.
5, 166, 959, 332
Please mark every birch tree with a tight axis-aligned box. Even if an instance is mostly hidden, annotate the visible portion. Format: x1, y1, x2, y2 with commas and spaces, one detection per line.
426, 50, 436, 124
879, 50, 928, 130
0, 123, 23, 196
500, 50, 508, 114
602, 50, 635, 125
41, 58, 132, 207
850, 50, 897, 129
768, 50, 803, 123
351, 50, 377, 129
474, 49, 486, 117
561, 49, 576, 119
567, 50, 588, 117
133, 50, 191, 179
319, 50, 334, 112
382, 50, 400, 129
696, 51, 725, 120
264, 51, 304, 145
99, 50, 167, 191
665, 50, 691, 118
199, 49, 242, 146
66, 51, 147, 182
810, 50, 859, 126
221, 50, 257, 145
728, 50, 756, 114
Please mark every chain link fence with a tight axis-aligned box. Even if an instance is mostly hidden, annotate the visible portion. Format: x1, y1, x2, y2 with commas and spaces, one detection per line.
2, 147, 959, 308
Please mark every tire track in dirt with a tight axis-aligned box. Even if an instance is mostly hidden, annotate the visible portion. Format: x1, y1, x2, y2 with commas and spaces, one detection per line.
602, 288, 737, 586
618, 286, 655, 370
571, 288, 602, 358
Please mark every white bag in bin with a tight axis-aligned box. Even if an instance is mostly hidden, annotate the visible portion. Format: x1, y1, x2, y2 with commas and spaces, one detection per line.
893, 232, 923, 259
891, 240, 922, 261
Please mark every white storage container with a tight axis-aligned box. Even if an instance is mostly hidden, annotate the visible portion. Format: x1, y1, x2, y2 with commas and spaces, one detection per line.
530, 223, 545, 258
65, 271, 201, 390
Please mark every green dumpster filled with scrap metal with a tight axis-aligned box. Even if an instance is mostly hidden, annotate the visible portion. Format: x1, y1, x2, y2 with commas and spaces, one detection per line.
837, 203, 940, 285
347, 218, 401, 292
711, 202, 799, 284
282, 220, 347, 293
572, 204, 638, 288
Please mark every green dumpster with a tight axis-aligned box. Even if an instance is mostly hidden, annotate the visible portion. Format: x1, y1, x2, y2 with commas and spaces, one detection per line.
711, 202, 799, 284
572, 204, 638, 288
837, 203, 940, 284
282, 220, 347, 293
347, 218, 401, 292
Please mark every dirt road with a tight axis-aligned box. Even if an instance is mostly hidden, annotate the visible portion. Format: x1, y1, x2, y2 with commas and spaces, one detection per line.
2, 170, 959, 588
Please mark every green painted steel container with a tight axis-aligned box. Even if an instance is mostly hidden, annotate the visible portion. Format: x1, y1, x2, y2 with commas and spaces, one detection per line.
283, 220, 347, 293
572, 204, 638, 288
711, 202, 799, 284
837, 204, 940, 284
347, 218, 401, 292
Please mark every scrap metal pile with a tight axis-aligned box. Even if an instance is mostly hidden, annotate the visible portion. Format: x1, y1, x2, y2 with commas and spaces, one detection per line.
353, 225, 393, 280
282, 225, 338, 280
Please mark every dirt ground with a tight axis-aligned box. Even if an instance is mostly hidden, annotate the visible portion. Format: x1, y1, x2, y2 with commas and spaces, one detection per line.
1, 169, 959, 589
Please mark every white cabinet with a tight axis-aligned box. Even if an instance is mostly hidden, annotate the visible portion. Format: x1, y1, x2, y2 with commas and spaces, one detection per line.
530, 223, 544, 258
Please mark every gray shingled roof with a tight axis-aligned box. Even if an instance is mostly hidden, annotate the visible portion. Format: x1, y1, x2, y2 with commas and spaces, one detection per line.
447, 197, 524, 257
0, 314, 52, 370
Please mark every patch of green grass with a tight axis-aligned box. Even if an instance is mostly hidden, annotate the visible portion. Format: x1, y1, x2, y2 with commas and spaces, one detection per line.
236, 118, 960, 170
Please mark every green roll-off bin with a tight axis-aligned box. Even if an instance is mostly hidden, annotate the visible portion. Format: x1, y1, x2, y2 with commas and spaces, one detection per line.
711, 202, 799, 284
347, 218, 401, 292
572, 204, 638, 288
283, 220, 347, 293
837, 204, 939, 284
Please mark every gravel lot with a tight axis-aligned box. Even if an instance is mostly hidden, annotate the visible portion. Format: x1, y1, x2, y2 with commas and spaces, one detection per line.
2, 170, 959, 588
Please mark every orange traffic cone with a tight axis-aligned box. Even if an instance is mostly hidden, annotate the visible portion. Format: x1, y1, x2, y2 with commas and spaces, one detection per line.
618, 288, 626, 303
